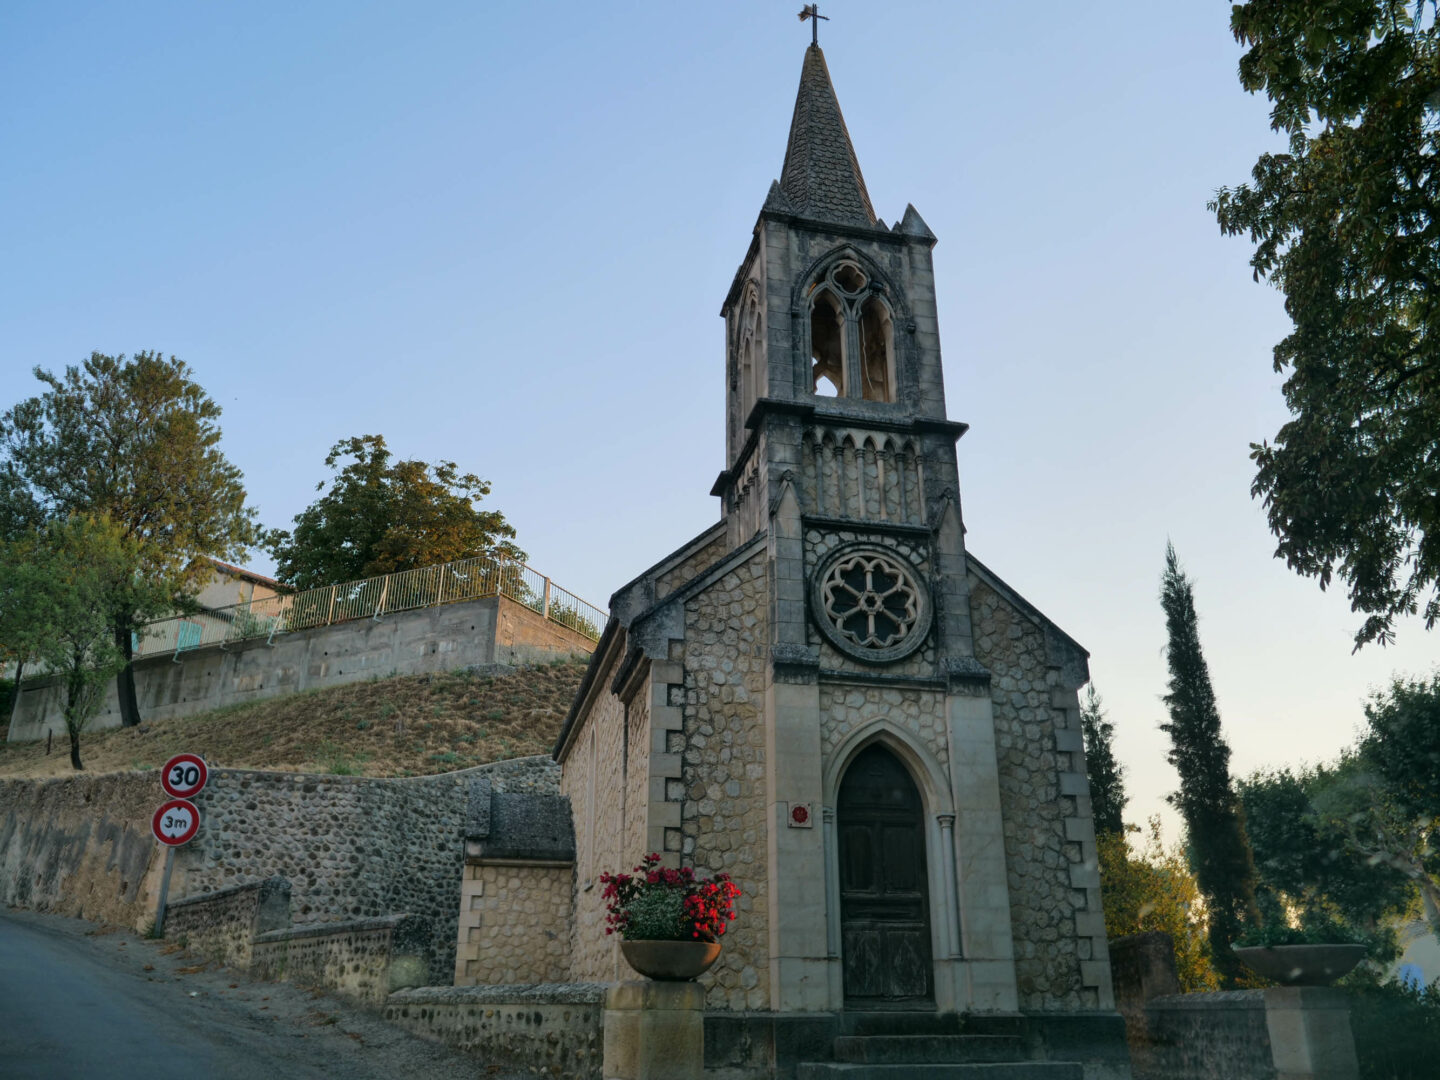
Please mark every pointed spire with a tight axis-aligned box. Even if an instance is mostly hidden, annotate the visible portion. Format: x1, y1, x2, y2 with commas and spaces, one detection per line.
777, 45, 877, 227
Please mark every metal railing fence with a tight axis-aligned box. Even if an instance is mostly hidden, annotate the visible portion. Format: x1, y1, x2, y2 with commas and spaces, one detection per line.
131, 553, 607, 661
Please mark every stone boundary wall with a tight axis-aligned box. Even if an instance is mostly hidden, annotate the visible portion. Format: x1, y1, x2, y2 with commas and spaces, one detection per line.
385, 983, 607, 1080
1139, 991, 1274, 1080
456, 861, 573, 986
0, 771, 161, 929
9, 593, 594, 743
177, 757, 558, 984
163, 876, 291, 968
251, 913, 431, 1003
0, 756, 561, 986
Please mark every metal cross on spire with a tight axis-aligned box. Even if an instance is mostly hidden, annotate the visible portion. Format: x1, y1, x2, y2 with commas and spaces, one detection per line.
798, 4, 829, 47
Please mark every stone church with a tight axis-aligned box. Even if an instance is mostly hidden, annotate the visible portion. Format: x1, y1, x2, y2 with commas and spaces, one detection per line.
468, 41, 1125, 1076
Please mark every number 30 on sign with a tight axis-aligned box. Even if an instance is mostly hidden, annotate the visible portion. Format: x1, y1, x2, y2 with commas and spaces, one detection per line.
152, 799, 200, 846
160, 753, 208, 799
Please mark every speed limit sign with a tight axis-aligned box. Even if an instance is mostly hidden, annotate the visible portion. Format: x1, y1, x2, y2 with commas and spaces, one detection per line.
160, 753, 208, 799
152, 799, 200, 846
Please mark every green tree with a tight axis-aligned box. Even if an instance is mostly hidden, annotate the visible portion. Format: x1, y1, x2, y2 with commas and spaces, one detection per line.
1159, 543, 1260, 985
1239, 765, 1409, 963
0, 517, 170, 769
1342, 672, 1440, 934
0, 352, 258, 727
1097, 820, 1218, 992
1080, 685, 1128, 837
266, 435, 525, 590
1211, 1, 1440, 649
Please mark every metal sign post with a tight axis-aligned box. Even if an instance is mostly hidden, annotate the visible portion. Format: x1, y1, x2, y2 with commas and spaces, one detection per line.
151, 754, 207, 935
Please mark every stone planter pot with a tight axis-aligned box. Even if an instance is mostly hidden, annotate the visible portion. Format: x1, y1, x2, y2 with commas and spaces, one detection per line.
620, 939, 722, 981
1233, 944, 1366, 987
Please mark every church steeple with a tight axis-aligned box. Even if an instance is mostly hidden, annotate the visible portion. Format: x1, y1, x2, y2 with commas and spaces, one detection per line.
776, 45, 877, 227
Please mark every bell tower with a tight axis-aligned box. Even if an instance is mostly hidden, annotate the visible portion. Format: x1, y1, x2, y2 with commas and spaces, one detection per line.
713, 43, 978, 672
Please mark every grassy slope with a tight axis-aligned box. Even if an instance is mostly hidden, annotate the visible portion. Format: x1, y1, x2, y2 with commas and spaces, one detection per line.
0, 660, 587, 779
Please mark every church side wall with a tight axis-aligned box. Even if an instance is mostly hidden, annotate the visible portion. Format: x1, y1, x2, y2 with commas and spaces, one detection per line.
625, 679, 651, 860
680, 551, 771, 1010
561, 656, 629, 983
969, 576, 1091, 1010
654, 529, 729, 602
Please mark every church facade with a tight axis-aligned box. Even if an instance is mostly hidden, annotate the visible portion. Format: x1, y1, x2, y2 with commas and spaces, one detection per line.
552, 43, 1115, 1028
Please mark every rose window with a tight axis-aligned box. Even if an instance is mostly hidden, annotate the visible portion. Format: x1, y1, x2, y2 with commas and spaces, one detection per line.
820, 552, 921, 651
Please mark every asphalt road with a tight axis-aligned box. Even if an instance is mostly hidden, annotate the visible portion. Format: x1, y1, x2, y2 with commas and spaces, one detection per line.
0, 909, 492, 1080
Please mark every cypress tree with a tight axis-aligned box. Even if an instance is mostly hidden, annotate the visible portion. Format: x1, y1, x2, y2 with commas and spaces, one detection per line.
1081, 686, 1128, 837
1159, 543, 1260, 985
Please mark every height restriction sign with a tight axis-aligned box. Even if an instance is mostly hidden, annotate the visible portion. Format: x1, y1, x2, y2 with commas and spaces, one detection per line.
152, 799, 200, 846
160, 753, 208, 799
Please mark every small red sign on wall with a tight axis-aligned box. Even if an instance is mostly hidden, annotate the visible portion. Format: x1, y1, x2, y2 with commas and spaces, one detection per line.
787, 802, 813, 828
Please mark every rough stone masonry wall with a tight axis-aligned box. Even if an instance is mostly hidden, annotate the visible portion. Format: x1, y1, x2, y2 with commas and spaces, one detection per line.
679, 550, 770, 1011
163, 876, 291, 968
0, 771, 162, 929
180, 756, 557, 985
386, 983, 607, 1080
251, 913, 431, 1004
456, 862, 572, 985
969, 577, 1089, 1011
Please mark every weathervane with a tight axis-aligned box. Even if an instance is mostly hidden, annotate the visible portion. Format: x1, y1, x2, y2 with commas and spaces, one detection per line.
798, 4, 829, 47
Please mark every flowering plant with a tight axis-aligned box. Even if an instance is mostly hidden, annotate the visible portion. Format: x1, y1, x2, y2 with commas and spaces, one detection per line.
599, 853, 741, 942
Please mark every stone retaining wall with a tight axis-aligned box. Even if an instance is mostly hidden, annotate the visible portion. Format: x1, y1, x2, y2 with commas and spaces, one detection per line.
251, 913, 431, 1003
163, 876, 291, 968
0, 755, 561, 985
385, 983, 607, 1079
175, 757, 557, 984
0, 771, 160, 929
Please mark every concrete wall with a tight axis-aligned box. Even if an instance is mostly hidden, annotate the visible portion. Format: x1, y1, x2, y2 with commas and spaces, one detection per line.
8, 594, 594, 743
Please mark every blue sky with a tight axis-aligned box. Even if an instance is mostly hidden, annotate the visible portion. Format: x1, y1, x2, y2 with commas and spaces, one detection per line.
2, 1, 1434, 835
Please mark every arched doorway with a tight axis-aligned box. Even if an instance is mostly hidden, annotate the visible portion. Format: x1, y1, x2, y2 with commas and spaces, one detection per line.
837, 743, 933, 1005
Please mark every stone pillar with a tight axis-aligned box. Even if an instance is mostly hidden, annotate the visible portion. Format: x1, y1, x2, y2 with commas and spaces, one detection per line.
1263, 987, 1359, 1080
603, 980, 705, 1080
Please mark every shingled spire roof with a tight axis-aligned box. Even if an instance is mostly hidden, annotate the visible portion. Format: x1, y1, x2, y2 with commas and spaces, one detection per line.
777, 44, 877, 228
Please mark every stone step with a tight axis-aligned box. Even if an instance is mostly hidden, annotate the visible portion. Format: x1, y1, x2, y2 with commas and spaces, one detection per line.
832, 1035, 1027, 1065
838, 1011, 967, 1037
795, 1063, 1084, 1080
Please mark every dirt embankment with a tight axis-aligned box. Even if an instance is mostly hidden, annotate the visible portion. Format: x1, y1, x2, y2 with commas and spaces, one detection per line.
0, 660, 584, 780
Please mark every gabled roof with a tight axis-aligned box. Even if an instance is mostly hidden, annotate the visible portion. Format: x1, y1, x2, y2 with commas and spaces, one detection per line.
777, 45, 877, 227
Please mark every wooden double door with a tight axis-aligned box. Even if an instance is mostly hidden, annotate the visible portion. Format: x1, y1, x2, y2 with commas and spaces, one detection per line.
837, 743, 934, 1005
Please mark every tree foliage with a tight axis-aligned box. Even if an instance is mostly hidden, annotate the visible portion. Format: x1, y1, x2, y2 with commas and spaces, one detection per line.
1097, 821, 1219, 993
1212, 1, 1440, 648
0, 517, 170, 769
1346, 672, 1440, 933
1239, 764, 1409, 965
1081, 686, 1128, 837
1159, 543, 1260, 984
266, 435, 525, 590
0, 352, 258, 726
